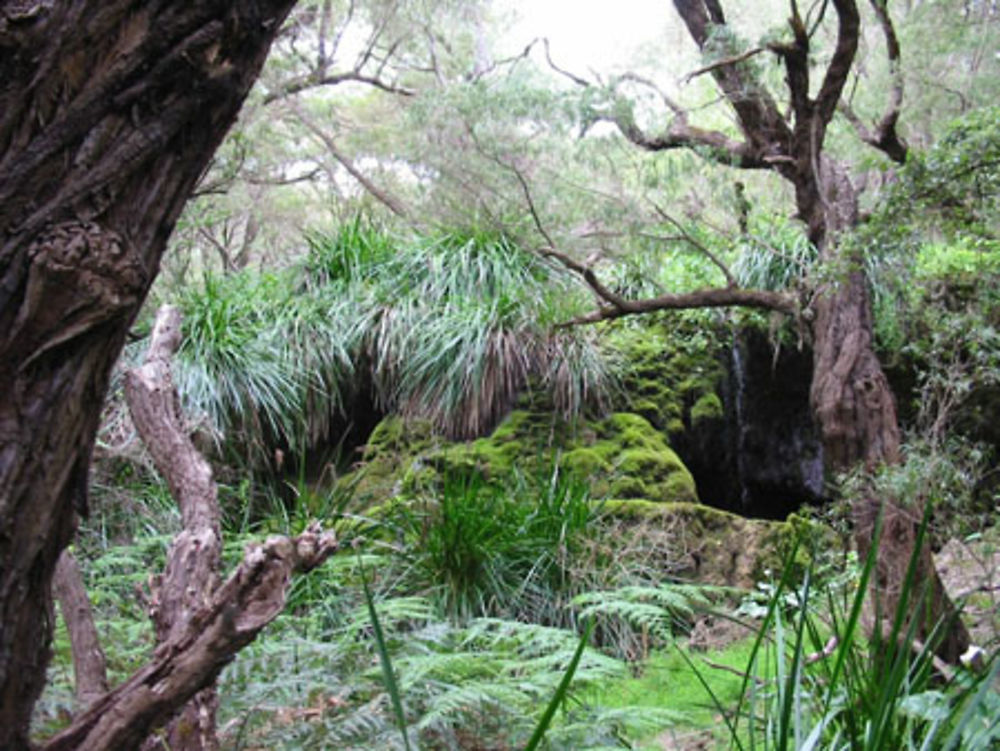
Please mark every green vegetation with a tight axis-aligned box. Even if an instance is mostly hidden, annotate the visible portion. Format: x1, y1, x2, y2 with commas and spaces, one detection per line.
33, 11, 1000, 751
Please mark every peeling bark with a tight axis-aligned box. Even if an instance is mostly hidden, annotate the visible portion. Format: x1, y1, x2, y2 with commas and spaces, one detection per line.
125, 305, 223, 751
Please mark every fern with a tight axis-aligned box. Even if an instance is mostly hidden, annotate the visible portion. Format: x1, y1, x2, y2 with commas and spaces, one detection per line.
573, 583, 717, 643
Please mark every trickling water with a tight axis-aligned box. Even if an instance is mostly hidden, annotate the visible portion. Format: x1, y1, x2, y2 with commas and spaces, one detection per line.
730, 339, 751, 510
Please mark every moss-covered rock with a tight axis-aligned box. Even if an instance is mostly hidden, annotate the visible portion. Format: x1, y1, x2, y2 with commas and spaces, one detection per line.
610, 322, 726, 439
690, 392, 724, 426
346, 417, 439, 501
346, 407, 698, 505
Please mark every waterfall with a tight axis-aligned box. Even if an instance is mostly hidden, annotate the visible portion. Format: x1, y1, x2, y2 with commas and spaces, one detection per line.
730, 338, 751, 510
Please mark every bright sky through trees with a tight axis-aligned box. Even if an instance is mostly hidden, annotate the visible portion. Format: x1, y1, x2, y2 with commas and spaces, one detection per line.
499, 0, 672, 73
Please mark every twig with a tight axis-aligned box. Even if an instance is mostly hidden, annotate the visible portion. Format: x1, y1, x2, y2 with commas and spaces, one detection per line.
647, 200, 736, 287
682, 47, 766, 84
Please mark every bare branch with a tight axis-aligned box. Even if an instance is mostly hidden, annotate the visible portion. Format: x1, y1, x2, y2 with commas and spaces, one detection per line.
42, 526, 338, 751
262, 69, 414, 104
647, 200, 736, 286
611, 72, 685, 115
508, 161, 557, 251
467, 37, 543, 82
244, 166, 324, 186
814, 0, 860, 127
558, 285, 797, 327
542, 38, 592, 88
834, 0, 906, 164
681, 46, 766, 84
289, 100, 412, 221
539, 29, 771, 170
317, 0, 333, 70
614, 111, 770, 169
805, 0, 831, 38
543, 246, 633, 311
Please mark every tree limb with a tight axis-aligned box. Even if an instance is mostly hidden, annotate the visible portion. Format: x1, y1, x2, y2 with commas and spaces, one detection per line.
814, 0, 860, 128
647, 200, 736, 286
557, 284, 797, 326
263, 69, 414, 104
681, 46, 766, 84
289, 100, 412, 220
838, 0, 906, 163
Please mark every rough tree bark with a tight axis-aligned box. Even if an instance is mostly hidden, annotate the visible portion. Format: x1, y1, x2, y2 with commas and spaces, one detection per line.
0, 3, 300, 747
550, 0, 969, 660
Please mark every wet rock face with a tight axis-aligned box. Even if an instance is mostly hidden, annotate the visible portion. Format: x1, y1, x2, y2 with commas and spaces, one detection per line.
677, 327, 826, 519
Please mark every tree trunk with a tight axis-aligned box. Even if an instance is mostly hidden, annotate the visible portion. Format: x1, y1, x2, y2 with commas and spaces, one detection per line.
53, 551, 109, 709
809, 164, 970, 662
612, 0, 969, 661
0, 4, 298, 747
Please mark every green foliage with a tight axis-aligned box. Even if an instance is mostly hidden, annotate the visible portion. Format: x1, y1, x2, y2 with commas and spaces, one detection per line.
732, 216, 815, 292
523, 619, 594, 751
357, 227, 615, 436
897, 106, 1000, 241
702, 518, 1000, 750
158, 222, 616, 469
361, 557, 415, 751
166, 269, 357, 465
573, 584, 715, 644
381, 464, 597, 625
302, 217, 395, 287
218, 590, 673, 750
585, 634, 758, 739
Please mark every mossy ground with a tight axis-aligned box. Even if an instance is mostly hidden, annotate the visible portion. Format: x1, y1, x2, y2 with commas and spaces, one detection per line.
584, 635, 760, 749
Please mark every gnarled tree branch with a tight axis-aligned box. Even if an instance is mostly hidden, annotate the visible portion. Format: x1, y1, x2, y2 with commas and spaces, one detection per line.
42, 525, 337, 751
838, 0, 907, 163
41, 305, 339, 751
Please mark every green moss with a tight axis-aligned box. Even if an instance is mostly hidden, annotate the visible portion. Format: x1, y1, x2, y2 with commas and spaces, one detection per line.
609, 319, 727, 437
363, 417, 434, 460
690, 393, 724, 425
344, 406, 700, 508
666, 418, 686, 435
608, 447, 696, 502
562, 447, 612, 476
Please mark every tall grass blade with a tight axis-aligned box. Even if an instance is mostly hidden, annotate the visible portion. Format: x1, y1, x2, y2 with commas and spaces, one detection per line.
523, 619, 594, 751
729, 533, 805, 746
360, 556, 413, 751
